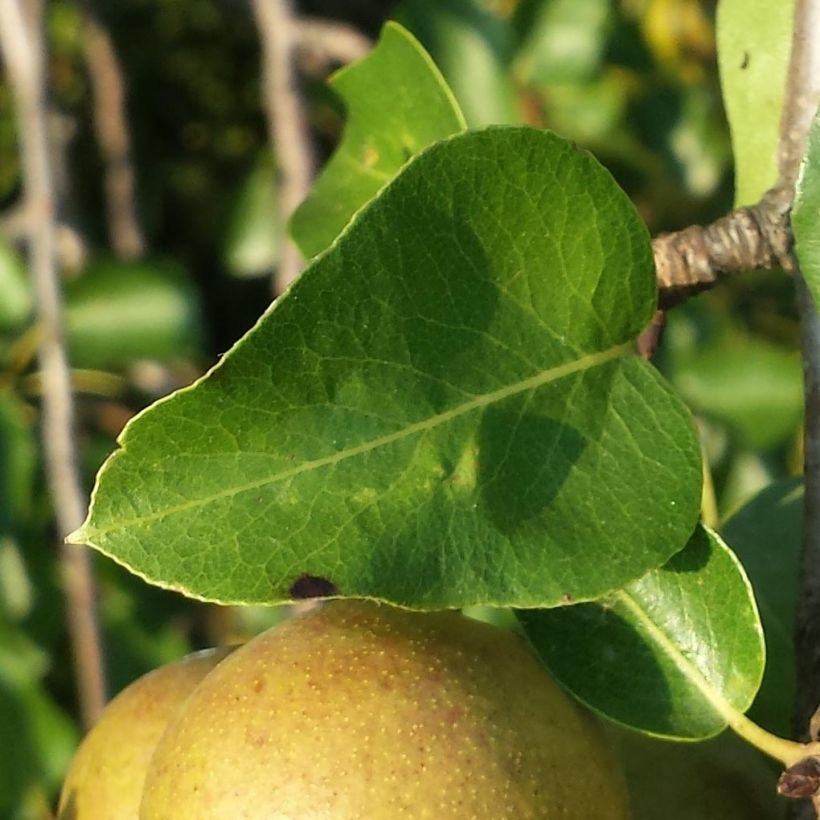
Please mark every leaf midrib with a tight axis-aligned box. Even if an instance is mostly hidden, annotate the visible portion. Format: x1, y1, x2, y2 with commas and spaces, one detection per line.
613, 588, 742, 727
74, 341, 633, 540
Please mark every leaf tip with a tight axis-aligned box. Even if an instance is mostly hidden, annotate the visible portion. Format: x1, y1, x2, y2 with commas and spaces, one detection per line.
65, 524, 90, 546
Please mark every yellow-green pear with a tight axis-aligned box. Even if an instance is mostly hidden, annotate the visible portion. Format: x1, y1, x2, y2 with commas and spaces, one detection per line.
608, 725, 787, 819
140, 600, 630, 819
58, 647, 232, 819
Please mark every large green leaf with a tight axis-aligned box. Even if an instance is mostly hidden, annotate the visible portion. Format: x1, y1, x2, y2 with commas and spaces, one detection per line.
717, 0, 795, 206
521, 525, 765, 739
73, 127, 701, 608
722, 478, 802, 737
289, 22, 465, 259
65, 258, 202, 367
794, 111, 820, 307
0, 237, 32, 330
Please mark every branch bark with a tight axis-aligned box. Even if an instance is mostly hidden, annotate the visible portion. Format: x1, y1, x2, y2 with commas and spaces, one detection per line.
653, 184, 794, 308
0, 0, 106, 728
251, 0, 315, 295
782, 4, 820, 817
294, 17, 372, 68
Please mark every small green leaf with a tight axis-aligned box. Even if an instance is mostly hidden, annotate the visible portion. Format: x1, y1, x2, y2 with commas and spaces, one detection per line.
717, 0, 795, 206
396, 0, 519, 127
520, 525, 765, 739
65, 258, 202, 367
223, 154, 281, 278
290, 22, 465, 259
74, 127, 701, 609
722, 478, 802, 737
794, 111, 820, 307
0, 238, 32, 330
512, 0, 611, 86
0, 390, 36, 535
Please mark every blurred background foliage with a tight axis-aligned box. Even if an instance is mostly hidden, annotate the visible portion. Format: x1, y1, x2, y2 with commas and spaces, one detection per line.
0, 0, 803, 816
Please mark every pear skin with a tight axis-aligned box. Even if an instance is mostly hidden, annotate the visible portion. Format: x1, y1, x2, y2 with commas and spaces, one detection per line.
59, 647, 231, 820
141, 601, 630, 819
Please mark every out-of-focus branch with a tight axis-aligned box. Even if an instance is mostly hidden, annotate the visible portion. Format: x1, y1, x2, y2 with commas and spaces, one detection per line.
0, 0, 106, 728
0, 205, 87, 271
251, 0, 315, 295
80, 4, 145, 258
294, 17, 372, 69
782, 2, 820, 817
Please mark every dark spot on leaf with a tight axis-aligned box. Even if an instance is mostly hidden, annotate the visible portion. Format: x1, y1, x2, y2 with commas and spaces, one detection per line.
560, 593, 574, 604
740, 51, 750, 70
289, 574, 338, 599
778, 756, 820, 799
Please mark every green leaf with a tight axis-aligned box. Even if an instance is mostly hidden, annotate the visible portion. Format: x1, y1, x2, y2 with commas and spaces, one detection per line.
608, 725, 784, 820
73, 127, 701, 609
0, 619, 78, 813
65, 258, 202, 367
665, 315, 803, 450
512, 0, 612, 86
520, 525, 765, 739
395, 0, 519, 127
794, 111, 820, 307
290, 22, 465, 259
223, 154, 281, 278
722, 478, 802, 737
717, 0, 795, 206
0, 237, 32, 330
0, 390, 36, 535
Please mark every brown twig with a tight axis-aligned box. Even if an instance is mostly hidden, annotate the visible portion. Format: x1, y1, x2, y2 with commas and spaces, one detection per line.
653, 184, 795, 308
784, 2, 820, 816
80, 3, 145, 259
0, 0, 106, 728
294, 17, 372, 68
250, 0, 315, 295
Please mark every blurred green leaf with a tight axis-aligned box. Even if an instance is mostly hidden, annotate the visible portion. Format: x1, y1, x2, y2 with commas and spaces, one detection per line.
512, 0, 611, 85
722, 478, 802, 737
719, 449, 777, 519
0, 389, 37, 535
223, 154, 281, 278
0, 238, 32, 330
665, 311, 803, 449
794, 111, 820, 308
521, 525, 765, 739
73, 127, 701, 609
0, 619, 77, 814
290, 22, 465, 259
608, 724, 784, 819
537, 69, 632, 145
666, 86, 729, 198
65, 258, 202, 367
0, 538, 33, 619
717, 0, 794, 206
395, 0, 519, 127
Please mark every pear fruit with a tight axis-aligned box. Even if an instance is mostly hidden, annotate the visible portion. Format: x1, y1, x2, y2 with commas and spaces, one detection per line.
140, 600, 630, 819
58, 647, 231, 820
608, 725, 787, 819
